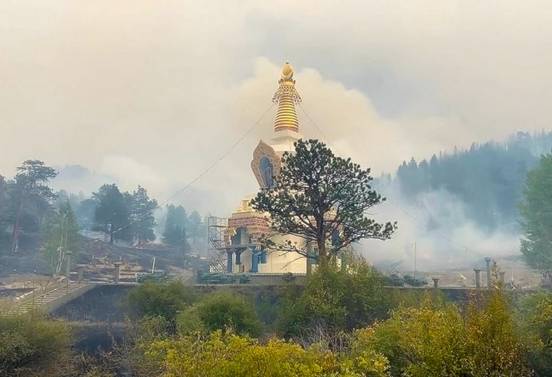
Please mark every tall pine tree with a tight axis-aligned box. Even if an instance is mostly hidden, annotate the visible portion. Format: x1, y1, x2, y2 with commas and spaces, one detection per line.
10, 160, 57, 253
127, 186, 158, 245
163, 205, 190, 253
93, 184, 130, 244
251, 139, 396, 267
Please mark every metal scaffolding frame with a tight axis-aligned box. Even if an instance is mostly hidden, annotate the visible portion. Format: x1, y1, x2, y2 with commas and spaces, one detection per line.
207, 216, 229, 272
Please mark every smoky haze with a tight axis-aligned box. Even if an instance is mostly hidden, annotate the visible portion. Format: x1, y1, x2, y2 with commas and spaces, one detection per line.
363, 183, 521, 271
2, 1, 552, 270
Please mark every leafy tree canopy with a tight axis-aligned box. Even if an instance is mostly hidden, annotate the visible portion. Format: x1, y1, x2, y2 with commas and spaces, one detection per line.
520, 154, 552, 270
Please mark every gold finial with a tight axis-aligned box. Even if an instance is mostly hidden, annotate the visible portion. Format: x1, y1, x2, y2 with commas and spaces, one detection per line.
272, 62, 301, 133
281, 62, 294, 81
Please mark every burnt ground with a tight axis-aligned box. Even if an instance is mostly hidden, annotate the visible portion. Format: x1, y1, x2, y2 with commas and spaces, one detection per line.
0, 233, 193, 283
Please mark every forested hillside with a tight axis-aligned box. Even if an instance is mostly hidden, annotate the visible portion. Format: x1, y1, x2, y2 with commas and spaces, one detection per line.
391, 131, 552, 233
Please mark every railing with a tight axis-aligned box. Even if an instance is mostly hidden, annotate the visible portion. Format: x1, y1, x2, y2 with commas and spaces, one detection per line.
0, 280, 94, 316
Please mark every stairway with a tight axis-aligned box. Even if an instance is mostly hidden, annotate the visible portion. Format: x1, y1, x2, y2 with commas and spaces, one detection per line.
3, 282, 93, 316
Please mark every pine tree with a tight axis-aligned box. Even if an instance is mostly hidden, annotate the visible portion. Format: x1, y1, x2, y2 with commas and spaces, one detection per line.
251, 139, 396, 267
10, 160, 57, 253
187, 210, 202, 246
92, 184, 130, 244
163, 205, 190, 253
127, 186, 158, 245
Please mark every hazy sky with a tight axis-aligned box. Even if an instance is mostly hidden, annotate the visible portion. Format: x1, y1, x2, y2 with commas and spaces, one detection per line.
2, 1, 552, 214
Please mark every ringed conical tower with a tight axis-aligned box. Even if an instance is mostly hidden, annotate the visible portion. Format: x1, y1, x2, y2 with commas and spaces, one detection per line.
272, 62, 302, 133
251, 62, 303, 188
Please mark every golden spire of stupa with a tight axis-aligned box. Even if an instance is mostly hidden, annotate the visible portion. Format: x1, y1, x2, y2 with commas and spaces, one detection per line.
272, 62, 302, 133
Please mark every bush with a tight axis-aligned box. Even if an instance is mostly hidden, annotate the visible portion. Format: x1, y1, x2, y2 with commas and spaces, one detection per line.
278, 261, 390, 338
126, 281, 196, 322
352, 290, 531, 377
0, 315, 72, 376
193, 291, 262, 337
515, 291, 552, 376
176, 306, 205, 335
465, 291, 530, 376
142, 330, 390, 377
402, 274, 427, 287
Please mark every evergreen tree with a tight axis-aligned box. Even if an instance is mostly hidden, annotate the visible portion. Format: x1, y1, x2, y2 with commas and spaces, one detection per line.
74, 198, 97, 229
393, 132, 543, 232
0, 176, 8, 232
251, 139, 396, 267
92, 184, 130, 244
0, 176, 10, 252
520, 154, 552, 270
9, 160, 57, 253
187, 210, 202, 246
127, 186, 158, 245
163, 205, 190, 253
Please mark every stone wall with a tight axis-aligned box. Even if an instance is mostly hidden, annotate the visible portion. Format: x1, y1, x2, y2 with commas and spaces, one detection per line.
51, 283, 531, 323
51, 284, 134, 322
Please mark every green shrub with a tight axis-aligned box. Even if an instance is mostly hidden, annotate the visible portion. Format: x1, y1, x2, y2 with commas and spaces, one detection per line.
278, 261, 390, 338
193, 291, 262, 337
515, 291, 552, 376
126, 281, 196, 322
176, 305, 205, 335
0, 315, 72, 376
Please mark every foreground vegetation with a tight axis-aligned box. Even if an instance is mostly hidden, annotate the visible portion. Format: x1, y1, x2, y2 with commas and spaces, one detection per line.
2, 263, 552, 376
0, 315, 72, 376
122, 266, 551, 377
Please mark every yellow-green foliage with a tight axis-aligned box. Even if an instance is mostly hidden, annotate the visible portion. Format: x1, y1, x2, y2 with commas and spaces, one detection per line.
142, 330, 390, 377
351, 290, 530, 377
465, 291, 529, 376
517, 291, 552, 375
174, 290, 262, 337
521, 292, 552, 346
353, 303, 468, 376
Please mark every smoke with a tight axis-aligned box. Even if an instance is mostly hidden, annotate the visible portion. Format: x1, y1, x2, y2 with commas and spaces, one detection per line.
3, 1, 552, 213
1, 1, 549, 270
362, 181, 521, 271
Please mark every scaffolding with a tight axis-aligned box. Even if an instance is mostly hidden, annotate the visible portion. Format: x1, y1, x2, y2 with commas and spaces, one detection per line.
207, 216, 229, 272
206, 215, 268, 274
